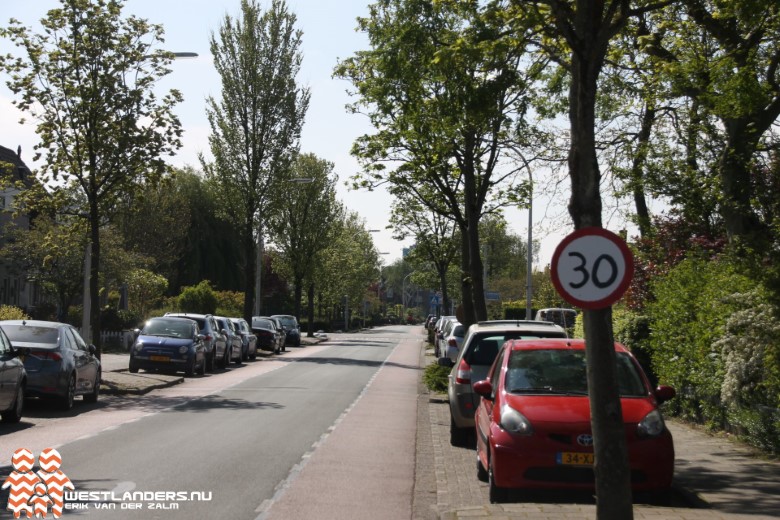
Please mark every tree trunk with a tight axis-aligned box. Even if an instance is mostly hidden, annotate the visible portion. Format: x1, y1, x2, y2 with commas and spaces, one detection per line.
568, 10, 633, 517
88, 196, 101, 357
294, 275, 303, 321
458, 227, 475, 327
461, 146, 488, 322
631, 106, 655, 238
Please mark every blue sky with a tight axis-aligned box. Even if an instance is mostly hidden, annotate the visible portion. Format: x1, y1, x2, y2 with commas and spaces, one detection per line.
0, 0, 581, 270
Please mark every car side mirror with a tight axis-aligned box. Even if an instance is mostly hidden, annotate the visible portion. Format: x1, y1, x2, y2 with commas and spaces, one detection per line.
437, 357, 454, 368
472, 380, 493, 399
88, 344, 97, 355
654, 385, 676, 404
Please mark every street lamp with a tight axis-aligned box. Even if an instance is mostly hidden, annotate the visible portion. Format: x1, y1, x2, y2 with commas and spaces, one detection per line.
402, 272, 415, 309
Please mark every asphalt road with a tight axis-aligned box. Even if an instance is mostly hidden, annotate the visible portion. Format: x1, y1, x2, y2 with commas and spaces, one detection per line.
0, 327, 417, 519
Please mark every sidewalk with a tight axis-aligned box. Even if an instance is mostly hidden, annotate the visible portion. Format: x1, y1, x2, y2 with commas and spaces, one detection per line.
418, 338, 780, 520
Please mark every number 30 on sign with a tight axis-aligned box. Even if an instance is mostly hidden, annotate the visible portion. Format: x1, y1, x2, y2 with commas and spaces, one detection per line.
550, 227, 634, 310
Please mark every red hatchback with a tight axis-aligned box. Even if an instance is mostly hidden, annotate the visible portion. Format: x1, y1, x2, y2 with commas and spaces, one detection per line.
474, 338, 675, 503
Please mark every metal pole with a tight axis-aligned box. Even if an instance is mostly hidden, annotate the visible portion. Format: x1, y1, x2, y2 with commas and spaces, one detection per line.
525, 174, 533, 320
254, 224, 263, 316
81, 241, 91, 344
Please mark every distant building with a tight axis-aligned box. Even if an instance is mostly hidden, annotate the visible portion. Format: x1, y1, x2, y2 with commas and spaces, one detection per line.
0, 144, 42, 310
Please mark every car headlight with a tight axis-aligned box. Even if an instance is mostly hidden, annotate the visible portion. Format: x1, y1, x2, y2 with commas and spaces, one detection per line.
179, 345, 190, 355
500, 402, 533, 435
134, 342, 143, 353
637, 409, 665, 438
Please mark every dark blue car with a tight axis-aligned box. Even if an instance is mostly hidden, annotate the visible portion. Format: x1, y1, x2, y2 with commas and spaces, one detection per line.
130, 317, 207, 376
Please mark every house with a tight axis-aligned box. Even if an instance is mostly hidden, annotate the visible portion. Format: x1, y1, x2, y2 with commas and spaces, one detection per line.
0, 144, 43, 311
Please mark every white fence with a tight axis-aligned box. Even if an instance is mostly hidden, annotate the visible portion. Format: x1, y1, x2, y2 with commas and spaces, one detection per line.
78, 329, 135, 351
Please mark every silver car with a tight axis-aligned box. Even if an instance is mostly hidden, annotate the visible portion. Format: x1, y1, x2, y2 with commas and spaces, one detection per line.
441, 320, 567, 446
0, 320, 101, 410
214, 316, 243, 366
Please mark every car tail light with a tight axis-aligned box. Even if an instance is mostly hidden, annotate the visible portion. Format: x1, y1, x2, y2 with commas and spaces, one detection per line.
32, 351, 62, 361
448, 338, 457, 348
204, 334, 213, 342
455, 358, 472, 384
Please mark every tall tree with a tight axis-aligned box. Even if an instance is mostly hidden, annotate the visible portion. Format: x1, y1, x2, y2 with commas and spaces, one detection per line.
507, 0, 673, 515
267, 153, 341, 331
335, 0, 537, 327
202, 0, 310, 324
0, 0, 184, 353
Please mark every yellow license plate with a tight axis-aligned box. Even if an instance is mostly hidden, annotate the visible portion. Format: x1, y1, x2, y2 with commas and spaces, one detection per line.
150, 355, 170, 362
557, 452, 594, 466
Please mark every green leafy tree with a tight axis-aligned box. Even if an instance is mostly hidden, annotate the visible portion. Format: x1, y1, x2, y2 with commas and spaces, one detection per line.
335, 0, 537, 327
0, 0, 183, 353
125, 268, 168, 319
202, 0, 310, 323
267, 153, 341, 332
177, 280, 218, 315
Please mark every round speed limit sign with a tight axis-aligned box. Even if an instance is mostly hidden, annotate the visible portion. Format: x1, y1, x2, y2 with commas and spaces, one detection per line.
551, 227, 634, 309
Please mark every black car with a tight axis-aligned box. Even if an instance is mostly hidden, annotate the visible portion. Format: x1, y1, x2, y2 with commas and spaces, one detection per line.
271, 314, 301, 348
130, 317, 207, 376
251, 317, 282, 354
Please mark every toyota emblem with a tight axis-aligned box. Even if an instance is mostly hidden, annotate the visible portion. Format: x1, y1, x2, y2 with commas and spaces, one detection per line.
577, 434, 593, 446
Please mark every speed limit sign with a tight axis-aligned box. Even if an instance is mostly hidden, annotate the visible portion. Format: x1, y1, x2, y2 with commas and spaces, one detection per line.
550, 227, 634, 309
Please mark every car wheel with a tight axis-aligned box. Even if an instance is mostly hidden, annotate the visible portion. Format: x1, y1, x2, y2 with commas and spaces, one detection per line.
206, 349, 215, 372
185, 356, 195, 377
129, 358, 140, 373
198, 356, 206, 376
250, 345, 257, 360
488, 456, 507, 504
450, 415, 470, 447
59, 374, 76, 411
83, 371, 100, 403
1, 383, 24, 424
476, 455, 488, 483
234, 347, 242, 364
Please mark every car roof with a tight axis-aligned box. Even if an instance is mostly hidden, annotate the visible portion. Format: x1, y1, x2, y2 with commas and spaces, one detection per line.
468, 320, 567, 334
165, 312, 212, 318
504, 337, 629, 353
0, 319, 68, 328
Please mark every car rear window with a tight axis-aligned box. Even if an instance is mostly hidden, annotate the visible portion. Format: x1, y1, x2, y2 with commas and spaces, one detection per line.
464, 330, 568, 366
2, 325, 59, 345
253, 319, 273, 329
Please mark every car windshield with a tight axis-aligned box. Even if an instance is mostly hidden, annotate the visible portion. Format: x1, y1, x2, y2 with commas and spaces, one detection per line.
2, 325, 59, 346
505, 349, 647, 397
143, 319, 192, 338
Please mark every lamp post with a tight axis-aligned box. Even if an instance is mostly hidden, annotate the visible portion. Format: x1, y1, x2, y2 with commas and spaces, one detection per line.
525, 172, 534, 320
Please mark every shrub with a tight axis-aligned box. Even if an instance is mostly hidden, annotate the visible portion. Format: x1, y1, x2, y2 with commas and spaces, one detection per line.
648, 256, 757, 425
177, 281, 218, 314
0, 305, 29, 320
214, 290, 244, 317
423, 363, 450, 394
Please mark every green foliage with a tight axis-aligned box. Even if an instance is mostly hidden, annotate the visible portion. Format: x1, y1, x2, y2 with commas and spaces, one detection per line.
177, 281, 218, 315
612, 308, 654, 384
0, 305, 29, 321
648, 256, 757, 424
214, 290, 244, 318
423, 363, 450, 394
126, 268, 168, 319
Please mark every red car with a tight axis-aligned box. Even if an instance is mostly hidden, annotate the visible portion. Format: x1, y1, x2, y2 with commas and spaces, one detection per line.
473, 338, 675, 503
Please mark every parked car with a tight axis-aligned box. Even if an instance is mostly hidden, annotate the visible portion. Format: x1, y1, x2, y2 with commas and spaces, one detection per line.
214, 316, 243, 365
0, 325, 27, 423
129, 317, 207, 377
0, 320, 101, 410
267, 317, 287, 352
474, 338, 676, 503
535, 308, 577, 329
271, 314, 300, 348
165, 313, 227, 371
433, 315, 456, 357
440, 320, 465, 363
230, 318, 257, 361
441, 320, 568, 446
252, 317, 284, 354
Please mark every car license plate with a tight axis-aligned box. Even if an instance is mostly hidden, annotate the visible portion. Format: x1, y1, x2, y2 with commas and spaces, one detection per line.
150, 355, 170, 362
556, 452, 594, 466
